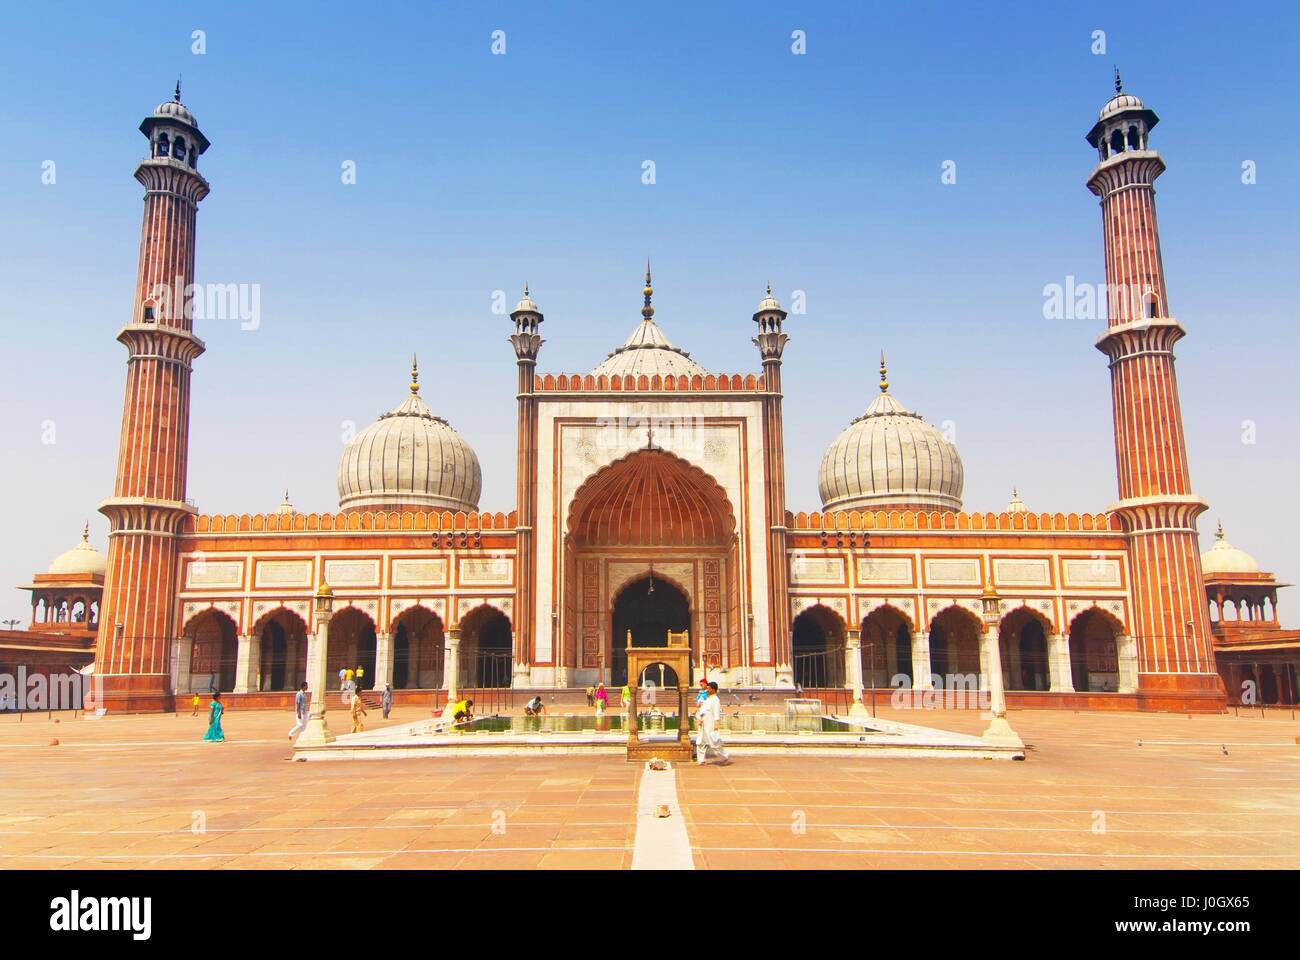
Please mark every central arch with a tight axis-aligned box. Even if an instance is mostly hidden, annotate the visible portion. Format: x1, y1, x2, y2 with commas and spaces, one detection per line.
564, 448, 737, 686
611, 574, 690, 686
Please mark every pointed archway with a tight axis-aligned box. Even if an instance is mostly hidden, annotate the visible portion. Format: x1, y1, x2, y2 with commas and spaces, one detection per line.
564, 448, 737, 685
610, 574, 690, 685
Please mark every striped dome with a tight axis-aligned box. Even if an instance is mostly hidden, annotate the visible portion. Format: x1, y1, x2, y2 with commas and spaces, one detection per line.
337, 366, 481, 513
591, 317, 705, 379
818, 373, 963, 514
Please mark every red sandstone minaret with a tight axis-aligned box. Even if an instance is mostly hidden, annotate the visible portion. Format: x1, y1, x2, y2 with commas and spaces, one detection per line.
95, 83, 211, 711
510, 284, 544, 686
753, 285, 792, 684
1086, 72, 1224, 709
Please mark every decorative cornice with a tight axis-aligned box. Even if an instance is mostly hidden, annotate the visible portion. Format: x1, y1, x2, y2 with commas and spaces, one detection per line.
1086, 150, 1165, 198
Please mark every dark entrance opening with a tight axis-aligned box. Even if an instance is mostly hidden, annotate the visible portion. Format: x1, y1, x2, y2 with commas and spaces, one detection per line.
611, 575, 689, 686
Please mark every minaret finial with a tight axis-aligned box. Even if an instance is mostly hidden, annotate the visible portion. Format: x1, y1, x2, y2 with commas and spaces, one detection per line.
879, 350, 889, 393
82, 521, 89, 542
1216, 520, 1224, 541
410, 353, 419, 395
523, 282, 529, 298
175, 76, 182, 102
1114, 66, 1122, 96
642, 260, 655, 321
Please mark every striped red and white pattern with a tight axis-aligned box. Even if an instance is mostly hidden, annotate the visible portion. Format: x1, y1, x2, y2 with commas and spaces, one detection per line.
1090, 153, 1217, 681
95, 155, 210, 684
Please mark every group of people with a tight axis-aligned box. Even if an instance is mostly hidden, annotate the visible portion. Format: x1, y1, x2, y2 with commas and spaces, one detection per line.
585, 682, 633, 715
197, 673, 730, 761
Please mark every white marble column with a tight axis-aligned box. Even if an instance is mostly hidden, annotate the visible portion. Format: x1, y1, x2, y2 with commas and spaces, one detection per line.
443, 628, 461, 697
1048, 633, 1074, 692
910, 630, 932, 690
373, 631, 394, 690
978, 634, 992, 693
1117, 634, 1138, 693
174, 635, 193, 695
847, 629, 868, 717
233, 634, 259, 693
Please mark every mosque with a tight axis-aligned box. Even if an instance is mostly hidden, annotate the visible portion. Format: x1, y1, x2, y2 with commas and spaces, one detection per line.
13, 79, 1299, 713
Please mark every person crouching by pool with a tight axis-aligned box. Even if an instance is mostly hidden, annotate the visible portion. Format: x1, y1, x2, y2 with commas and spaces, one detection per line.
524, 695, 545, 717
452, 698, 474, 723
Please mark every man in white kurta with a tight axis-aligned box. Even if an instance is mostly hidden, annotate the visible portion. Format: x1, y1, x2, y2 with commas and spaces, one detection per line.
696, 681, 731, 765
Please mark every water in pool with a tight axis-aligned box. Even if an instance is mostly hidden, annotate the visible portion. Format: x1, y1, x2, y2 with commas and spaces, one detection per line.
454, 713, 861, 735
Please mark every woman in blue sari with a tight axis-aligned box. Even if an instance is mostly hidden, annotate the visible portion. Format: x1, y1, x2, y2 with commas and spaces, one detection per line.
202, 691, 225, 742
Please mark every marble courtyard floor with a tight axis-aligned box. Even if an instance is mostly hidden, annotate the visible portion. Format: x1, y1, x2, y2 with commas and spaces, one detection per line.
0, 704, 1296, 870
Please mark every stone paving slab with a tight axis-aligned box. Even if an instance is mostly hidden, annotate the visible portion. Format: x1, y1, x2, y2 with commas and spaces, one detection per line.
0, 705, 1296, 869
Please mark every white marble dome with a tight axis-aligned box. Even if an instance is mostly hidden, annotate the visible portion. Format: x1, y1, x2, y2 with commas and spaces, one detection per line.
591, 317, 706, 379
818, 366, 963, 513
1098, 92, 1145, 122
153, 97, 198, 128
1201, 524, 1259, 575
337, 367, 482, 513
49, 527, 106, 577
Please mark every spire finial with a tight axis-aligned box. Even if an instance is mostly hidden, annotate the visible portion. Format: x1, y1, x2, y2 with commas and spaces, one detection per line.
523, 282, 529, 298
766, 281, 773, 297
82, 521, 89, 543
1216, 520, 1224, 541
175, 76, 182, 103
410, 353, 420, 395
641, 260, 655, 321
879, 350, 889, 393
1114, 66, 1122, 96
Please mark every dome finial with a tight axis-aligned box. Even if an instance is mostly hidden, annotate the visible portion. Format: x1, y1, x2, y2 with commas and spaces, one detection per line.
410, 353, 420, 395
642, 259, 655, 321
1216, 519, 1224, 541
879, 350, 889, 393
81, 521, 89, 543
1114, 66, 1122, 96
175, 76, 182, 103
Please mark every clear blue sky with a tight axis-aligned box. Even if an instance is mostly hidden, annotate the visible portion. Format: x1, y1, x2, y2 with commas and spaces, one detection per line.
1, 1, 1297, 626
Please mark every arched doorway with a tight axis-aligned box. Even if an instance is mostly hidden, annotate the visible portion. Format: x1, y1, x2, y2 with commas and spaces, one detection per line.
184, 609, 237, 694
459, 605, 512, 688
861, 605, 913, 688
611, 575, 689, 686
256, 609, 308, 692
635, 660, 681, 690
791, 605, 845, 689
566, 448, 735, 687
928, 606, 982, 687
327, 607, 377, 690
391, 606, 444, 689
998, 608, 1050, 692
1068, 608, 1121, 693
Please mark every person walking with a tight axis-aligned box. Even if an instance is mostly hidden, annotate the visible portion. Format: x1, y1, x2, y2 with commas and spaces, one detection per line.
381, 684, 393, 720
696, 681, 730, 765
288, 682, 309, 739
190, 692, 202, 716
585, 685, 595, 708
202, 692, 225, 743
594, 682, 608, 716
350, 688, 368, 733
620, 683, 631, 715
